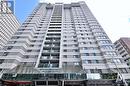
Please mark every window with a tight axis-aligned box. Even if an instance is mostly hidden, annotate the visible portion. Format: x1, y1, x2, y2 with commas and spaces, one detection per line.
63, 62, 67, 66
24, 56, 29, 59
84, 53, 89, 56
100, 45, 114, 50
99, 40, 111, 44
113, 59, 121, 63
88, 60, 91, 63
8, 41, 16, 44
63, 55, 67, 58
7, 46, 13, 50
73, 55, 79, 58
2, 52, 9, 56
12, 36, 20, 39
119, 68, 128, 73
98, 69, 102, 73
63, 50, 67, 52
34, 36, 38, 38
120, 50, 125, 54
36, 81, 46, 85
63, 40, 67, 42
104, 52, 117, 56
0, 59, 4, 64
90, 69, 94, 73
93, 53, 96, 56
27, 50, 32, 52
95, 60, 99, 63
63, 49, 78, 52
74, 62, 79, 66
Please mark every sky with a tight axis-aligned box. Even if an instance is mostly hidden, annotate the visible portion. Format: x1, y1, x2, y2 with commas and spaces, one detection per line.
15, 0, 38, 22
15, 0, 130, 42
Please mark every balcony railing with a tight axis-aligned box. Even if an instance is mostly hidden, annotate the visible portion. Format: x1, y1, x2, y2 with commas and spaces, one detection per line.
1, 73, 118, 81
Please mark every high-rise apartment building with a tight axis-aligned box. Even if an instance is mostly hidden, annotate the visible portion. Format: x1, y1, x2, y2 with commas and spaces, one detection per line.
114, 37, 130, 66
0, 0, 20, 49
0, 1, 130, 86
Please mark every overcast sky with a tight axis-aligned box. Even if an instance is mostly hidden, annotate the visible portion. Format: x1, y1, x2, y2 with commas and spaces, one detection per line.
85, 0, 130, 43
16, 0, 130, 42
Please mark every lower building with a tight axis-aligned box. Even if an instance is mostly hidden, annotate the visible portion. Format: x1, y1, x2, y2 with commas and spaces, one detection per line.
114, 37, 130, 66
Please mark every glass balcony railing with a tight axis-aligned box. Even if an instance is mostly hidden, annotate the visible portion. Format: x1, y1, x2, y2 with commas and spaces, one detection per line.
1, 73, 118, 81
42, 50, 60, 54
50, 63, 59, 67
41, 56, 50, 59
41, 56, 59, 60
44, 45, 51, 47
43, 50, 50, 52
50, 56, 59, 60
51, 50, 60, 52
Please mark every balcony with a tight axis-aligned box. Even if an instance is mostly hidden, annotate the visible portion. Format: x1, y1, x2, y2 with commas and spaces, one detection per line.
43, 50, 50, 53
44, 45, 51, 47
41, 56, 50, 59
38, 62, 59, 68
42, 50, 60, 53
41, 56, 59, 60
51, 50, 60, 53
51, 56, 59, 59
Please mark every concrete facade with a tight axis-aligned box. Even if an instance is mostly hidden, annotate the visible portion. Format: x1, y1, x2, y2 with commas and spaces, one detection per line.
0, 2, 130, 84
114, 37, 130, 66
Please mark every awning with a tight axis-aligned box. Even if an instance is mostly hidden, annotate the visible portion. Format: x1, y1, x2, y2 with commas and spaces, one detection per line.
4, 80, 32, 85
